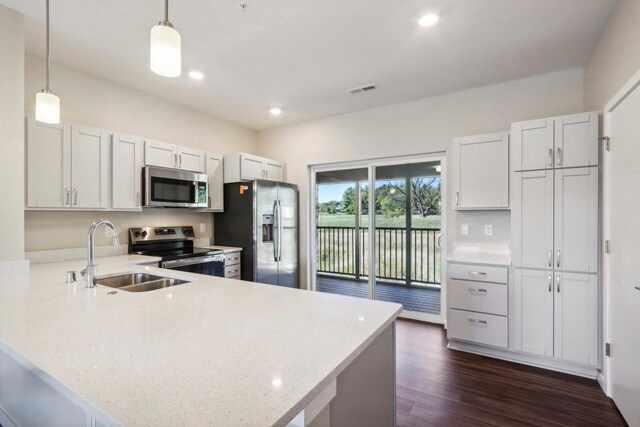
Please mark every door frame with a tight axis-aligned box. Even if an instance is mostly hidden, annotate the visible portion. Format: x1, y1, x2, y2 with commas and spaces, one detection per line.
308, 151, 447, 324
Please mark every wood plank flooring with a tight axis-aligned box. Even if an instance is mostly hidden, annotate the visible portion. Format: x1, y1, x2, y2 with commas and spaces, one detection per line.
395, 320, 627, 426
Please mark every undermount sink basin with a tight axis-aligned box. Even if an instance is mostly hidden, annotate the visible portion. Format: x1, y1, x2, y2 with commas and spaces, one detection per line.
95, 273, 189, 292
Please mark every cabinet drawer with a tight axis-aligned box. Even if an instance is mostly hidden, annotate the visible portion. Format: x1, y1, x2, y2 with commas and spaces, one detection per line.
225, 265, 241, 278
225, 252, 241, 266
448, 263, 508, 284
448, 279, 507, 316
447, 309, 508, 348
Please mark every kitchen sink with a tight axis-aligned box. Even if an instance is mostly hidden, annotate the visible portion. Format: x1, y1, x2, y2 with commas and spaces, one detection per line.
95, 273, 189, 292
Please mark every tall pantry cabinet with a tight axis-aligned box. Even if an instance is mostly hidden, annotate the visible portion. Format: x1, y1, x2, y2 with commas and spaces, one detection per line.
511, 112, 600, 366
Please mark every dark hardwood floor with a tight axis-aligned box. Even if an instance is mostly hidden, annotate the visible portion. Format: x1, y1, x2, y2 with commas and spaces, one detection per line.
395, 320, 627, 426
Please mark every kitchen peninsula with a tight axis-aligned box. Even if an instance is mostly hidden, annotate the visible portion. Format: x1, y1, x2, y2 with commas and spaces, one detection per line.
0, 257, 401, 427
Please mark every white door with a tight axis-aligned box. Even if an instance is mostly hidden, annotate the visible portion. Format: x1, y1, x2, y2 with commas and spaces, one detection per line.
554, 167, 599, 273
240, 153, 265, 180
455, 133, 509, 209
26, 118, 71, 208
511, 118, 554, 171
178, 146, 205, 172
603, 73, 640, 426
206, 153, 224, 211
264, 159, 285, 182
512, 169, 554, 269
554, 112, 599, 169
70, 126, 108, 209
144, 140, 176, 169
112, 134, 142, 210
553, 272, 598, 366
514, 269, 554, 356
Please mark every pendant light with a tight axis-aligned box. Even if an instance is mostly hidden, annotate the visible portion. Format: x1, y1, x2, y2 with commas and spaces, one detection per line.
150, 0, 181, 77
35, 0, 61, 124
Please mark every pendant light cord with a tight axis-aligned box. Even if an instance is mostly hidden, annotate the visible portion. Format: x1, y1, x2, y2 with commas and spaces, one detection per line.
45, 0, 50, 91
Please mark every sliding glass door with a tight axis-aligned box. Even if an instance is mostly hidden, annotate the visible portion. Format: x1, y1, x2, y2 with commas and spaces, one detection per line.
311, 155, 445, 322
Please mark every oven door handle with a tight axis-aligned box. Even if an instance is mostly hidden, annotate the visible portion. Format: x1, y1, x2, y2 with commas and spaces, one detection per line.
161, 255, 224, 269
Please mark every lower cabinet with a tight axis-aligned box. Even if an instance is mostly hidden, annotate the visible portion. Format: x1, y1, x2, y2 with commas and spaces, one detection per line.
448, 309, 508, 348
514, 268, 598, 366
224, 251, 241, 279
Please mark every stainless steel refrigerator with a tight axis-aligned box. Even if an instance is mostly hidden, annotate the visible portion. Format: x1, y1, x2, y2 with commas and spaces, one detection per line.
214, 180, 299, 288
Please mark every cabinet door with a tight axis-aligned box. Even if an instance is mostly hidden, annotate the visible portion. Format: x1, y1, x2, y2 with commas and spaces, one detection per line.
554, 167, 599, 273
26, 118, 71, 208
512, 170, 554, 269
554, 112, 599, 168
456, 133, 509, 209
240, 153, 265, 180
144, 140, 177, 168
70, 125, 108, 209
553, 272, 598, 365
112, 134, 143, 210
264, 159, 285, 182
206, 153, 224, 211
511, 118, 554, 171
514, 269, 554, 356
178, 146, 205, 172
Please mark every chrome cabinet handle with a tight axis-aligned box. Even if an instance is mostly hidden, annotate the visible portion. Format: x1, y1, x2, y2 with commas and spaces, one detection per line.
556, 147, 562, 166
469, 271, 487, 276
65, 187, 70, 206
556, 250, 561, 268
136, 192, 140, 207
556, 275, 561, 293
468, 319, 488, 325
208, 196, 212, 208
73, 188, 78, 206
548, 249, 552, 267
548, 148, 553, 167
469, 288, 487, 294
548, 274, 552, 292
179, 154, 182, 168
456, 191, 460, 206
174, 154, 178, 168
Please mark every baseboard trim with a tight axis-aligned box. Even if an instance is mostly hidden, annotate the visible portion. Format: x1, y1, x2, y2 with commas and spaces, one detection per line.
448, 339, 598, 379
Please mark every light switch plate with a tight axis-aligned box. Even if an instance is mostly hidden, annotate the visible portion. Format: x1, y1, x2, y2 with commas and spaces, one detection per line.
461, 224, 469, 236
484, 225, 493, 236
199, 223, 206, 233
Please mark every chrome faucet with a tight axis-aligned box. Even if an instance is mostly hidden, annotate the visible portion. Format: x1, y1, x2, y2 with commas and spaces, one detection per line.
82, 219, 120, 288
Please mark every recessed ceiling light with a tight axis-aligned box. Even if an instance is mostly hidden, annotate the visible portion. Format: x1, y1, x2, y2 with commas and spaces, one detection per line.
188, 70, 204, 80
419, 14, 439, 27
270, 108, 282, 116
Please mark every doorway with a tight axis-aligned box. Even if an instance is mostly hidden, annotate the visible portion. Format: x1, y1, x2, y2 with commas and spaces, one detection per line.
310, 154, 446, 323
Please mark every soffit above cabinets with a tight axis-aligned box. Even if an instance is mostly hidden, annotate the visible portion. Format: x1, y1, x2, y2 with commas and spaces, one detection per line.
1, 0, 616, 130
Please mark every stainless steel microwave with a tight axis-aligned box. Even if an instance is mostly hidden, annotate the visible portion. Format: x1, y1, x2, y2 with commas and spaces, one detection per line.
143, 166, 208, 208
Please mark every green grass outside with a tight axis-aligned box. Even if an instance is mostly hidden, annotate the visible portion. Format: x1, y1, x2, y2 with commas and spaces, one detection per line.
318, 213, 441, 228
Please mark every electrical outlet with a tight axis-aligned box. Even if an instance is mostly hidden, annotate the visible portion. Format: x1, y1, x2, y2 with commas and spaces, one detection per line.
199, 223, 206, 233
484, 225, 493, 236
461, 224, 469, 236
105, 227, 115, 238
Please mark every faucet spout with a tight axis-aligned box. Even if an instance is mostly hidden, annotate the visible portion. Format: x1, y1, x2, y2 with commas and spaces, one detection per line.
84, 219, 119, 288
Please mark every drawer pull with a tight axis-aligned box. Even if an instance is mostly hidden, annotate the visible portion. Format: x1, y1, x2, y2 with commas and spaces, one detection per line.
468, 319, 488, 325
469, 271, 487, 276
469, 288, 487, 294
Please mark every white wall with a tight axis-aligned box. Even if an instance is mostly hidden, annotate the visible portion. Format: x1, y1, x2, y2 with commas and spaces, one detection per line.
259, 68, 585, 289
24, 54, 259, 251
584, 0, 640, 110
0, 5, 25, 262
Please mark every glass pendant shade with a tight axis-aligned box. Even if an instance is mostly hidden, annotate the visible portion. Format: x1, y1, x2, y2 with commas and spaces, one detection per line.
35, 91, 60, 124
150, 24, 181, 77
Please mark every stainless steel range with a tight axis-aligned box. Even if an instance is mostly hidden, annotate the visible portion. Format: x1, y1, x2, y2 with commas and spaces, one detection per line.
129, 226, 225, 277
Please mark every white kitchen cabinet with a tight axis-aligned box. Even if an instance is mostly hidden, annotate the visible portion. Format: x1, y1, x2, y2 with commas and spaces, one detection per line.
451, 132, 509, 210
224, 153, 287, 183
26, 118, 107, 210
205, 153, 224, 211
512, 169, 554, 270
514, 269, 554, 357
26, 118, 71, 208
553, 272, 598, 366
144, 140, 205, 172
554, 167, 599, 273
71, 126, 108, 209
112, 133, 143, 210
512, 112, 599, 171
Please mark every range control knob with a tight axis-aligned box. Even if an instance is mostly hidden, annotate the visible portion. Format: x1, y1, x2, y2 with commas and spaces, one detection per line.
133, 231, 141, 238
141, 230, 148, 238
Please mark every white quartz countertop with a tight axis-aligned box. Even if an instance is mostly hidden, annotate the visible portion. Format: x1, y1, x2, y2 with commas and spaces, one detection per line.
448, 243, 512, 266
201, 245, 243, 253
0, 256, 401, 426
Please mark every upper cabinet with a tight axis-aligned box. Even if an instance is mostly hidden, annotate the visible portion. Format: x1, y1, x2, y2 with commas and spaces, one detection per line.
451, 132, 509, 210
512, 112, 599, 171
224, 153, 287, 183
144, 140, 205, 173
205, 153, 224, 211
112, 133, 143, 211
27, 117, 108, 209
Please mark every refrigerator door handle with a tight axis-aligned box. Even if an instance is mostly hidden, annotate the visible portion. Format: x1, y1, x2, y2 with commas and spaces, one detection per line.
275, 200, 283, 262
273, 201, 279, 262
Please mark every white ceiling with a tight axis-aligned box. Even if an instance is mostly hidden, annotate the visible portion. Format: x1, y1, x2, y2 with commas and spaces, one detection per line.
1, 0, 617, 130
